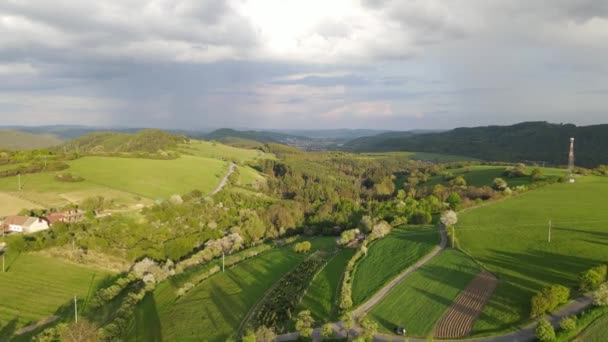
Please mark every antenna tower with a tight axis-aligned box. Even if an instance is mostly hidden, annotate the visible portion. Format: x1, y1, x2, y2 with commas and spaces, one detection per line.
568, 137, 575, 183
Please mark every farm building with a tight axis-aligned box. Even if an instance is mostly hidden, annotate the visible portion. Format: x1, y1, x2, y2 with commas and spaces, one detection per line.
1, 216, 49, 234
45, 210, 85, 225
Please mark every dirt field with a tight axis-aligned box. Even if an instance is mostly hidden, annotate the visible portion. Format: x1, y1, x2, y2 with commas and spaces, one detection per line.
0, 193, 41, 216
434, 271, 498, 338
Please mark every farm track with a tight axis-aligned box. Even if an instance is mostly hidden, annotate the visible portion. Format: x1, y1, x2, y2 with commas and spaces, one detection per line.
434, 271, 497, 338
212, 162, 236, 195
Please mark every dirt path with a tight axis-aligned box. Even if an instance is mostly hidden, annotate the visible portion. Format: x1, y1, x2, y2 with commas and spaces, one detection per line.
212, 162, 236, 195
352, 224, 447, 318
434, 271, 498, 338
15, 315, 59, 336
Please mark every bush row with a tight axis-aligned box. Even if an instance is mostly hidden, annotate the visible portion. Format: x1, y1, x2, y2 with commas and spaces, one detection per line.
253, 253, 328, 331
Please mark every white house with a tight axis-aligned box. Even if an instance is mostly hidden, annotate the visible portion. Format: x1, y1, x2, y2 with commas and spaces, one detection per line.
1, 216, 49, 234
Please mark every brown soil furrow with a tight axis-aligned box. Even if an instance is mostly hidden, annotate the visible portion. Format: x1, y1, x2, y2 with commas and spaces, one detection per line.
434, 270, 497, 338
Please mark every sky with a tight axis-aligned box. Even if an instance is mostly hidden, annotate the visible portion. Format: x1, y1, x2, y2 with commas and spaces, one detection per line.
0, 0, 607, 130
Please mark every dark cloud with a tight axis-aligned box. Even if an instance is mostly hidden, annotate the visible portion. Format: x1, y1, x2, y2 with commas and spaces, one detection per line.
0, 0, 607, 129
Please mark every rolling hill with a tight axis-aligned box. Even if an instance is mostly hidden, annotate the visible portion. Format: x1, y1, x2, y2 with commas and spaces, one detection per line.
0, 130, 63, 150
342, 122, 608, 167
202, 128, 311, 144
57, 129, 189, 154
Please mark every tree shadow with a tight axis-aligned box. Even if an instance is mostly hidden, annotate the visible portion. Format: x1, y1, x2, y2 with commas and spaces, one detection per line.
0, 319, 18, 342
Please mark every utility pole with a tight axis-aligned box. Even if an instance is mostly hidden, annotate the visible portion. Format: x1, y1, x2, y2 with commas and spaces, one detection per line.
74, 296, 78, 323
222, 251, 225, 272
18, 174, 21, 191
548, 220, 552, 243
451, 227, 455, 249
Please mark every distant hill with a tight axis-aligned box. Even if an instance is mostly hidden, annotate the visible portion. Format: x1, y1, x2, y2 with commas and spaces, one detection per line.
59, 129, 189, 154
202, 128, 311, 144
271, 129, 393, 140
341, 122, 608, 167
0, 130, 63, 150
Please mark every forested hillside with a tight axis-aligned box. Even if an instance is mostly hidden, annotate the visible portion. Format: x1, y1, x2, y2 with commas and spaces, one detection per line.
342, 122, 608, 167
203, 128, 310, 144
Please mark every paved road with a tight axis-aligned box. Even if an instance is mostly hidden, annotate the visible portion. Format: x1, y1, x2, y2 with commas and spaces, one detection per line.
212, 162, 236, 195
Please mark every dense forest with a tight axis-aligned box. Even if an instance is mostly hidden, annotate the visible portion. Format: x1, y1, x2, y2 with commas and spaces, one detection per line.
342, 122, 608, 167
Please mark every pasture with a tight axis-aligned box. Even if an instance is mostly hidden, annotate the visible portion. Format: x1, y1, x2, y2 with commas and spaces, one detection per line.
369, 249, 481, 337
351, 225, 439, 306
176, 140, 269, 164
130, 248, 305, 341
457, 175, 608, 335
298, 248, 356, 322
573, 311, 608, 342
68, 155, 228, 199
0, 155, 229, 213
409, 165, 568, 189
0, 252, 113, 335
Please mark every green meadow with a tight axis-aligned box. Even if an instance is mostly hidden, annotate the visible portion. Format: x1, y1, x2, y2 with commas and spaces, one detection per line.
176, 140, 270, 164
351, 225, 439, 306
457, 176, 608, 335
0, 252, 113, 335
298, 248, 356, 322
369, 249, 481, 337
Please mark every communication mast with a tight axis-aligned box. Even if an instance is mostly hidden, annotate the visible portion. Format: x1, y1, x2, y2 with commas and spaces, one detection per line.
568, 137, 575, 183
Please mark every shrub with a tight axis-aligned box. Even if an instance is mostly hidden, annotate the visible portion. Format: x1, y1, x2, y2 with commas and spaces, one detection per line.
446, 192, 461, 209
593, 284, 608, 306
531, 285, 570, 317
295, 310, 315, 338
559, 316, 577, 331
535, 318, 556, 342
579, 265, 607, 291
338, 229, 360, 246
492, 178, 508, 191
321, 323, 334, 339
55, 172, 85, 182
293, 241, 312, 253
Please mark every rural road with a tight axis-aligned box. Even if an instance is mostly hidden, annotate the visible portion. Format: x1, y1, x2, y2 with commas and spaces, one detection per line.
352, 224, 448, 318
276, 223, 597, 342
212, 162, 236, 195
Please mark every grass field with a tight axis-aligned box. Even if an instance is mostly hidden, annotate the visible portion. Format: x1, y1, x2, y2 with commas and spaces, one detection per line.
399, 165, 568, 189
130, 248, 305, 342
573, 312, 608, 342
0, 155, 229, 212
457, 175, 608, 335
369, 249, 481, 337
351, 225, 439, 306
0, 193, 41, 216
68, 155, 228, 199
298, 248, 356, 322
176, 140, 268, 164
0, 252, 113, 336
409, 152, 480, 163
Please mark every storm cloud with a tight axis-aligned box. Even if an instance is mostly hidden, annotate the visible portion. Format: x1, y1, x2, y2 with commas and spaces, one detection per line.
0, 0, 607, 129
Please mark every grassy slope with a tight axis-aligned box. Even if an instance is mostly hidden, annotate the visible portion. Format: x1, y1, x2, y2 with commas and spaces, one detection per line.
0, 155, 228, 211
0, 252, 113, 335
369, 249, 481, 337
458, 176, 608, 335
0, 130, 62, 150
176, 140, 268, 164
0, 193, 41, 216
406, 165, 568, 189
351, 225, 439, 306
130, 249, 304, 342
298, 248, 356, 322
68, 155, 228, 199
574, 312, 608, 342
